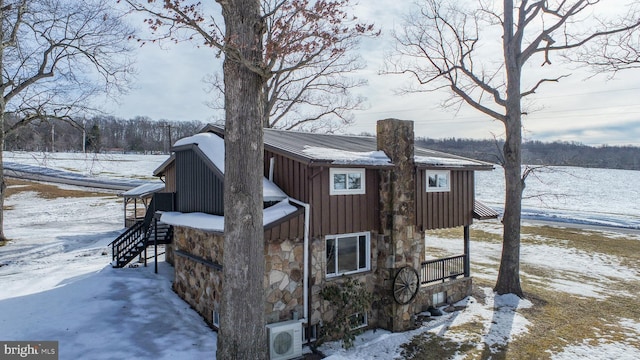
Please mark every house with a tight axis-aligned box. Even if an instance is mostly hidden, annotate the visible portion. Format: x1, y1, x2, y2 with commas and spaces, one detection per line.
112, 118, 497, 347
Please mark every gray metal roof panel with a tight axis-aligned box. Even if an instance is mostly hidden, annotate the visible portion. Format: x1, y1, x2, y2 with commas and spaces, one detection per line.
203, 123, 492, 170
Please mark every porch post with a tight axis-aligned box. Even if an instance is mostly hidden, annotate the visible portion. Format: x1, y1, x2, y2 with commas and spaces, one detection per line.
463, 225, 470, 277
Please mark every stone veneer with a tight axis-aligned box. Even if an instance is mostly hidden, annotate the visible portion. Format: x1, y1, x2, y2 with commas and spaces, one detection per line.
308, 232, 379, 328
415, 278, 473, 311
172, 226, 224, 325
375, 119, 426, 331
171, 226, 304, 327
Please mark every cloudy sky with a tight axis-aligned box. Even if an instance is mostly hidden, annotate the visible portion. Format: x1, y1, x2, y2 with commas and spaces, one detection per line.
106, 1, 640, 146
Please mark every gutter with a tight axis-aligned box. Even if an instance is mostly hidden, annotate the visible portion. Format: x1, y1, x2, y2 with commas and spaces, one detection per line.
288, 198, 311, 326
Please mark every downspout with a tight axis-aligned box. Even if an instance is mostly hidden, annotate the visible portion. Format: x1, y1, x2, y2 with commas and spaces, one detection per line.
288, 198, 310, 324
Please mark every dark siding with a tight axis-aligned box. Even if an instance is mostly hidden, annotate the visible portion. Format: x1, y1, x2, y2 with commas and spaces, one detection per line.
309, 168, 380, 237
264, 211, 305, 242
265, 150, 309, 202
175, 149, 224, 215
162, 162, 177, 193
416, 170, 474, 230
264, 151, 380, 238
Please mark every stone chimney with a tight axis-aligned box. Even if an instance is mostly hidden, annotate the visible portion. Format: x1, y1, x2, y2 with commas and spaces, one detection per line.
376, 119, 423, 332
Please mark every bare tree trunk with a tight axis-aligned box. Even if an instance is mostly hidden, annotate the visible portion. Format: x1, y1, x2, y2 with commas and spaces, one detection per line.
0, 1, 7, 242
218, 0, 267, 359
495, 0, 524, 297
0, 109, 6, 243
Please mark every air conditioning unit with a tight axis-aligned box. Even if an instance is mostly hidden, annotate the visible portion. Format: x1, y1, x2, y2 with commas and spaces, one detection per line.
266, 320, 303, 360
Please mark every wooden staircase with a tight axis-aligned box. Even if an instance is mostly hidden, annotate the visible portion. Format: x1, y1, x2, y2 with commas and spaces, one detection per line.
110, 193, 175, 268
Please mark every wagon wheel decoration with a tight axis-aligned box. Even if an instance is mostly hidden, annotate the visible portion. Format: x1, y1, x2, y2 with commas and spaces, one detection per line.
392, 266, 420, 305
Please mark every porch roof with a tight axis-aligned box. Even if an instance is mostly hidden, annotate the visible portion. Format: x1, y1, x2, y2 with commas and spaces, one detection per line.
473, 200, 500, 220
120, 182, 165, 199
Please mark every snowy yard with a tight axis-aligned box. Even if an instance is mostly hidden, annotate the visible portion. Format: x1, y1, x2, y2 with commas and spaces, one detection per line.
1, 152, 640, 359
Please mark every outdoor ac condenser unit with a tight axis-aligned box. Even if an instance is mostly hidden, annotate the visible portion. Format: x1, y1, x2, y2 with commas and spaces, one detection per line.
266, 320, 303, 360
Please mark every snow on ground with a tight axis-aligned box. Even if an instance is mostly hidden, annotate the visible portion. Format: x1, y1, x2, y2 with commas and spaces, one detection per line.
320, 290, 533, 359
0, 185, 216, 359
2, 152, 640, 359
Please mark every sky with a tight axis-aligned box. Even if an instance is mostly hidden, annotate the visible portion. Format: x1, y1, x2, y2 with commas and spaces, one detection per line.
105, 1, 640, 146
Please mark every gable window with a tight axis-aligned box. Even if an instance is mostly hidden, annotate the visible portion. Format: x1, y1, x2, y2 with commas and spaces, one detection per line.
330, 168, 365, 195
426, 170, 450, 192
325, 232, 370, 277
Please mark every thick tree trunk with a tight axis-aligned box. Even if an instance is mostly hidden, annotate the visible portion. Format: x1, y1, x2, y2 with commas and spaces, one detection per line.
217, 1, 267, 359
495, 119, 524, 297
0, 109, 6, 243
495, 0, 524, 297
0, 5, 7, 243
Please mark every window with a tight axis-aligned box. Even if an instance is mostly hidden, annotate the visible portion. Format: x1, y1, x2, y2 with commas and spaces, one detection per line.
349, 312, 368, 330
325, 232, 370, 277
212, 310, 220, 328
330, 168, 366, 195
425, 170, 450, 192
432, 291, 447, 306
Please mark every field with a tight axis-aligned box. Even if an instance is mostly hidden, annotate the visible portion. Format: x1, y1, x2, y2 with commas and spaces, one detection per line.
1, 152, 639, 359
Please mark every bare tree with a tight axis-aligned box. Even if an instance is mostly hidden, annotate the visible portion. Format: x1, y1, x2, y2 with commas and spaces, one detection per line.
205, 0, 377, 132
0, 0, 134, 242
388, 0, 640, 297
123, 0, 373, 356
123, 0, 267, 357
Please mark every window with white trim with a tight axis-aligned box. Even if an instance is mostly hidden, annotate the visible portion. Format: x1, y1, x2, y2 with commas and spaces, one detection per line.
330, 168, 366, 195
349, 312, 368, 330
425, 170, 450, 192
325, 232, 370, 277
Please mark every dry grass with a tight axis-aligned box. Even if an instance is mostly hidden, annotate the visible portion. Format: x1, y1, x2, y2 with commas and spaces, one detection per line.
409, 223, 640, 359
4, 179, 113, 200
1, 179, 115, 247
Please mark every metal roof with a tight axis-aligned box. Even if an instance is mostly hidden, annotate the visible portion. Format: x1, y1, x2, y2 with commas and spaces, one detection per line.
120, 183, 165, 198
204, 124, 493, 170
473, 200, 500, 220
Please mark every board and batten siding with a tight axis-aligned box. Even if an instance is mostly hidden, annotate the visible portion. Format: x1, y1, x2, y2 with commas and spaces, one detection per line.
175, 149, 224, 215
264, 151, 380, 238
309, 167, 380, 237
161, 161, 177, 193
264, 150, 309, 202
264, 210, 305, 242
416, 169, 474, 230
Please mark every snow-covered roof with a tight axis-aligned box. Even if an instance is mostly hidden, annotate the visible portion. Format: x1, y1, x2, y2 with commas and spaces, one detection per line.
203, 124, 493, 170
302, 146, 392, 166
414, 155, 487, 168
171, 132, 288, 202
160, 199, 299, 232
174, 132, 225, 173
120, 183, 165, 198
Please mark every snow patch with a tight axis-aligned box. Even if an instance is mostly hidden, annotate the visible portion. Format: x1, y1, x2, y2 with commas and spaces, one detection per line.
160, 199, 298, 232
302, 146, 392, 166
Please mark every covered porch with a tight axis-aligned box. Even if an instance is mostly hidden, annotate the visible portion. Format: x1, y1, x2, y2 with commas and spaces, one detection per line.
120, 183, 165, 227
420, 200, 499, 291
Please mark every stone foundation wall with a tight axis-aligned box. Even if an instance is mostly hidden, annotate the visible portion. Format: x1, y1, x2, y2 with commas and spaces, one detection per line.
309, 232, 379, 328
172, 227, 224, 326
265, 238, 305, 324
415, 277, 473, 311
172, 226, 305, 327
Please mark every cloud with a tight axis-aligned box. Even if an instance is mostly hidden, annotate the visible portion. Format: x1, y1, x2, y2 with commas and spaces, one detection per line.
100, 1, 640, 147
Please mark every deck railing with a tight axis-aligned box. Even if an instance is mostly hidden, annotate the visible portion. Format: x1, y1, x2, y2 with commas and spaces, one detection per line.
420, 255, 465, 284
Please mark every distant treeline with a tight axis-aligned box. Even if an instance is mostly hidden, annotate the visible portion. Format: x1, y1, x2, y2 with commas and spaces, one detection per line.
5, 116, 640, 170
5, 116, 204, 154
416, 137, 640, 170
